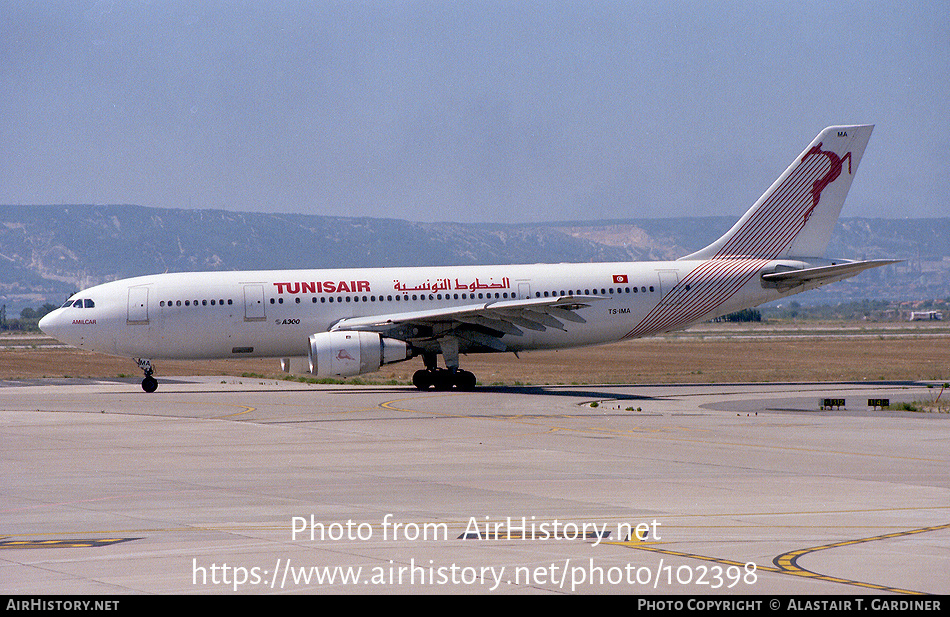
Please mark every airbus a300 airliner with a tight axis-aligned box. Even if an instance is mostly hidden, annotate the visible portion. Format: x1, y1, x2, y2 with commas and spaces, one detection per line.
40, 125, 894, 392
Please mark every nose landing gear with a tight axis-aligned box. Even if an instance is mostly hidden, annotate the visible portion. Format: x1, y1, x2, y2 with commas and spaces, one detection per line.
136, 358, 158, 393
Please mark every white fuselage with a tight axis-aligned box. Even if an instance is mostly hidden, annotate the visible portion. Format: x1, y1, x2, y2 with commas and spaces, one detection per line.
38, 125, 879, 386
39, 258, 802, 362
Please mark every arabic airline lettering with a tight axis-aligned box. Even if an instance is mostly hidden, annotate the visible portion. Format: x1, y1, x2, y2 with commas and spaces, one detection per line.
39, 125, 894, 392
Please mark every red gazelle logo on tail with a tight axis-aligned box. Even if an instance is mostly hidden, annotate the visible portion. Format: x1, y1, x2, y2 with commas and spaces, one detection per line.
801, 142, 853, 223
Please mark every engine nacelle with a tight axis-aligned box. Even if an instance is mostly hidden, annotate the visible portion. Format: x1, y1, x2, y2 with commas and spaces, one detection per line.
308, 331, 410, 378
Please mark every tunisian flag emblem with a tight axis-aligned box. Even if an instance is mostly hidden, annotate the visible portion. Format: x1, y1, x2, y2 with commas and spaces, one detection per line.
612, 274, 628, 284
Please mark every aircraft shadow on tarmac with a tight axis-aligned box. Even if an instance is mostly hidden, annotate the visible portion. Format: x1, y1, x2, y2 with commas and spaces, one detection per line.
80, 379, 666, 402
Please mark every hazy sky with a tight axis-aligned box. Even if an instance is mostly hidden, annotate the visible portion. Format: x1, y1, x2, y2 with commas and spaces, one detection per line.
2, 1, 948, 223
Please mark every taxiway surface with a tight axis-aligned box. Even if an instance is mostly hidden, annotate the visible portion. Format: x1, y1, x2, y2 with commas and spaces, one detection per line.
2, 377, 947, 595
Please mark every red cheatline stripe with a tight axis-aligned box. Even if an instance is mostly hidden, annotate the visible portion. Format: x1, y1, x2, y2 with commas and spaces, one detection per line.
739, 151, 833, 258
625, 258, 769, 338
622, 152, 840, 339
720, 154, 826, 259
717, 154, 829, 259
719, 154, 823, 257
625, 264, 708, 338
731, 166, 817, 259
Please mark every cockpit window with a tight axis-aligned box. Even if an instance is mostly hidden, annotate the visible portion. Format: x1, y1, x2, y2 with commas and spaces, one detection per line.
63, 298, 95, 308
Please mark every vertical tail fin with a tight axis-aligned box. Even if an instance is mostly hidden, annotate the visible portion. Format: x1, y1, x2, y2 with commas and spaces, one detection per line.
681, 125, 874, 261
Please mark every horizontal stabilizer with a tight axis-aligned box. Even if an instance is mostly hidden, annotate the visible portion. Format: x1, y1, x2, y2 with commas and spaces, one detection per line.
761, 259, 900, 288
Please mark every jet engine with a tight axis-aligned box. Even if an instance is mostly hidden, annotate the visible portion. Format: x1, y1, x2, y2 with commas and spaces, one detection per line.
308, 331, 410, 378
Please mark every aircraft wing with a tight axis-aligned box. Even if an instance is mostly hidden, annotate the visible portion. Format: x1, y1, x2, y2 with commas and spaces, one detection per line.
330, 295, 605, 351
761, 259, 900, 289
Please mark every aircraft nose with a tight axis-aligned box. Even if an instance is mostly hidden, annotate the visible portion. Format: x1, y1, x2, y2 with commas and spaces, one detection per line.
38, 309, 64, 339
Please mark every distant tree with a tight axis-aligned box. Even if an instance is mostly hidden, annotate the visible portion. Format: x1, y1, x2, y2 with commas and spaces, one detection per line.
716, 308, 762, 323
19, 305, 55, 320
5, 304, 58, 332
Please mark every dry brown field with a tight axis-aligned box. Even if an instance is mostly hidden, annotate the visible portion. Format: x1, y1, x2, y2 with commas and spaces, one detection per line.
3, 322, 948, 385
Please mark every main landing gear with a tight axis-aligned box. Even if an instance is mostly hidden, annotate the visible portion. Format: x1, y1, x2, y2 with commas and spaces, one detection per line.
412, 368, 477, 391
411, 341, 477, 391
136, 358, 158, 393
